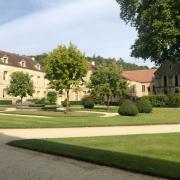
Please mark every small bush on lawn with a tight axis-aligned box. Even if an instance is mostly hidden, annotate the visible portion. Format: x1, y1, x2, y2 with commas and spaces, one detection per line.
167, 94, 180, 107
47, 91, 57, 104
61, 99, 71, 107
137, 98, 152, 113
118, 100, 138, 116
82, 96, 94, 109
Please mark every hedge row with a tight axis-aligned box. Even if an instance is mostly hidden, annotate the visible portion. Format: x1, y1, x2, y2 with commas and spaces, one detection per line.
0, 100, 12, 105
140, 94, 180, 108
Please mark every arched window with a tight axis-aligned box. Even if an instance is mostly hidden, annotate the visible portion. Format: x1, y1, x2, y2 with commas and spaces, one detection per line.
175, 75, 179, 87
164, 75, 167, 87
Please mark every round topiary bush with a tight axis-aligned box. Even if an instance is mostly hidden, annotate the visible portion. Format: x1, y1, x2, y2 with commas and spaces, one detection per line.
137, 98, 152, 113
82, 96, 94, 109
118, 100, 138, 116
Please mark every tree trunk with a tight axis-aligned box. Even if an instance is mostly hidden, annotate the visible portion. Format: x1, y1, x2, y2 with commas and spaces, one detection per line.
107, 96, 110, 112
66, 90, 70, 113
20, 96, 23, 104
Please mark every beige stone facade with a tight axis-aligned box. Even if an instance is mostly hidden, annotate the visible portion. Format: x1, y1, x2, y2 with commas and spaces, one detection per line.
1, 50, 179, 104
0, 51, 48, 103
122, 69, 156, 98
0, 50, 93, 104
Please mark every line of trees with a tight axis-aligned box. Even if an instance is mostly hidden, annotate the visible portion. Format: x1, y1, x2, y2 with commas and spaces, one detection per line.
6, 43, 129, 113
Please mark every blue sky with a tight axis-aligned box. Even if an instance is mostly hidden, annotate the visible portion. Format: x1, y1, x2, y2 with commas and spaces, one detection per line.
0, 0, 153, 66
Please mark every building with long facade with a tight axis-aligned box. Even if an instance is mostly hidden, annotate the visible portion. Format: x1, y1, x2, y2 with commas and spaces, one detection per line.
1, 50, 179, 104
0, 50, 93, 104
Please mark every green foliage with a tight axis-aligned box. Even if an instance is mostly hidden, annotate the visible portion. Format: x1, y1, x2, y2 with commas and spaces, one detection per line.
148, 95, 168, 107
45, 43, 88, 111
30, 53, 48, 66
167, 94, 180, 107
87, 56, 149, 70
47, 91, 57, 104
137, 98, 152, 113
0, 100, 12, 105
27, 98, 47, 104
116, 0, 180, 64
82, 96, 94, 109
90, 63, 129, 109
61, 99, 68, 107
7, 72, 34, 103
118, 100, 138, 116
70, 101, 82, 105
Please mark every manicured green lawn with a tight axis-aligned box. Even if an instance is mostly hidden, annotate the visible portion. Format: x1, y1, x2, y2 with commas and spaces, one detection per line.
8, 133, 180, 179
0, 108, 179, 128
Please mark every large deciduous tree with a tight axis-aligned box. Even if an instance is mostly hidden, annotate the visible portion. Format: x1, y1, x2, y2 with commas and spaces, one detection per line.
90, 63, 128, 111
45, 43, 88, 112
7, 72, 34, 103
116, 0, 180, 64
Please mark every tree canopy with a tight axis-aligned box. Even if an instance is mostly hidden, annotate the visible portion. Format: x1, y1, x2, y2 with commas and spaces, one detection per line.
90, 63, 128, 110
116, 0, 180, 64
7, 72, 34, 103
33, 53, 149, 70
45, 43, 88, 111
87, 56, 149, 70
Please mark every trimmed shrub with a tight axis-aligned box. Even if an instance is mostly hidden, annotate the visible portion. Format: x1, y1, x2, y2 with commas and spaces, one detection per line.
137, 98, 152, 113
29, 98, 47, 105
47, 91, 57, 104
141, 95, 168, 107
82, 96, 94, 109
0, 100, 12, 105
167, 94, 180, 107
118, 100, 138, 116
61, 99, 67, 107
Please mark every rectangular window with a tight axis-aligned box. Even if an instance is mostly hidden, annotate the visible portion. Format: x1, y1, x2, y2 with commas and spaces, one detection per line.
142, 85, 146, 92
3, 71, 7, 80
75, 92, 79, 101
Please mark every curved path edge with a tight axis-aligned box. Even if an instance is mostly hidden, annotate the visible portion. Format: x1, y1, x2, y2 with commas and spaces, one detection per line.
1, 124, 180, 139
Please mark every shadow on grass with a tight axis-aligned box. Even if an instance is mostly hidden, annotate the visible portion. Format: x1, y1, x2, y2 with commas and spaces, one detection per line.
8, 139, 180, 179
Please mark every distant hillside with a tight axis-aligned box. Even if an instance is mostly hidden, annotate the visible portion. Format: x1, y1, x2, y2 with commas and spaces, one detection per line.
31, 54, 149, 71
87, 56, 149, 70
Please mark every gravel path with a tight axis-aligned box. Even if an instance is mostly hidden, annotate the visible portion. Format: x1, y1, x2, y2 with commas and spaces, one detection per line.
77, 110, 118, 117
0, 134, 163, 180
1, 124, 180, 139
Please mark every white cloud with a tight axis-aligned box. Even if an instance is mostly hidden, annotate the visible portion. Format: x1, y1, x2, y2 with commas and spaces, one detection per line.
0, 0, 154, 67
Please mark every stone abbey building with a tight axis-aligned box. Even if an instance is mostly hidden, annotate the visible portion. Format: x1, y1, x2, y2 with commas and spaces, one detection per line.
0, 50, 179, 104
0, 50, 92, 104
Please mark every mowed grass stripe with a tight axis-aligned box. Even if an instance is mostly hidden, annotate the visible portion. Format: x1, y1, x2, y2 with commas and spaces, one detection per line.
8, 133, 180, 179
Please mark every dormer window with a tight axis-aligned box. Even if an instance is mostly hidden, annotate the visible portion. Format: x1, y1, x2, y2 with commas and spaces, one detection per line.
20, 60, 26, 67
2, 55, 8, 64
35, 64, 41, 70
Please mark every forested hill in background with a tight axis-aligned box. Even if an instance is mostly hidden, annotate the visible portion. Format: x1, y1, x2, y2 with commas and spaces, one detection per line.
31, 54, 149, 71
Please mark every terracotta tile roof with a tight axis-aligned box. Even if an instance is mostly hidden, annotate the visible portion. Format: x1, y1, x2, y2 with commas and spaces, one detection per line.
122, 69, 156, 83
0, 50, 44, 72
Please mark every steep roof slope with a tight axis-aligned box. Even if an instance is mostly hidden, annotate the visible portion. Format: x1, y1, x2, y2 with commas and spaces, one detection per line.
0, 50, 43, 72
122, 69, 156, 83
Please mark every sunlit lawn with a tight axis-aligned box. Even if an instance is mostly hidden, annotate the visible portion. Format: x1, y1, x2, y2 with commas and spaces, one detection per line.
8, 133, 180, 179
0, 108, 179, 128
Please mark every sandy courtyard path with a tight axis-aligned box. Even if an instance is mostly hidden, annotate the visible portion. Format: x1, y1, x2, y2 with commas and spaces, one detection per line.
1, 124, 180, 139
